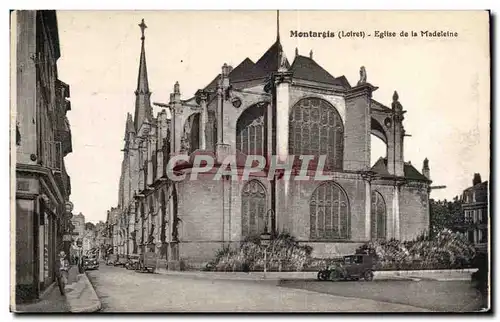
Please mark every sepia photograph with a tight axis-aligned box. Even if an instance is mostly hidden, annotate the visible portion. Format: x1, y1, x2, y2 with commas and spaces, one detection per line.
10, 9, 490, 313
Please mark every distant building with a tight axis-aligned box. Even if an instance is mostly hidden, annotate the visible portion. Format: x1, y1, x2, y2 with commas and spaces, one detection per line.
462, 173, 488, 253
71, 212, 85, 240
14, 10, 73, 302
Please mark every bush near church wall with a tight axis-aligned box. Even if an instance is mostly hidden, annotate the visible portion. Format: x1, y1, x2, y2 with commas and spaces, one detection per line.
205, 229, 478, 272
354, 229, 477, 271
205, 232, 313, 272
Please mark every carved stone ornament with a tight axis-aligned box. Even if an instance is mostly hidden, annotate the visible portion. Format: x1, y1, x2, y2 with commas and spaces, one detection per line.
384, 117, 392, 128
357, 66, 367, 85
231, 97, 242, 108
278, 50, 288, 72
180, 135, 190, 152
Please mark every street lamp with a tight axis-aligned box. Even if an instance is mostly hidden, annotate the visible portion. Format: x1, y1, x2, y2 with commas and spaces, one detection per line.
260, 209, 273, 278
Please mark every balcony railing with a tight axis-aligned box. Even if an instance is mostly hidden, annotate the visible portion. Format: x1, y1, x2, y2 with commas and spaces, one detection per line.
43, 141, 63, 171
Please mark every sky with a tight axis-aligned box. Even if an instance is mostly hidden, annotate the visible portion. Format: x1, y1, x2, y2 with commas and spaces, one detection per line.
55, 11, 490, 223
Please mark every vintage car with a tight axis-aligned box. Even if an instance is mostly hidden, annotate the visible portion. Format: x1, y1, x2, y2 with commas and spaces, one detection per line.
125, 255, 140, 270
83, 256, 99, 270
317, 254, 375, 282
106, 254, 117, 266
113, 255, 128, 267
137, 251, 158, 273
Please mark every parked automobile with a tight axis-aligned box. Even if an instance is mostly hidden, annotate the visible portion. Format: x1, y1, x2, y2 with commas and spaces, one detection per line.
83, 256, 99, 270
125, 255, 140, 270
114, 255, 128, 267
317, 254, 375, 282
106, 254, 117, 266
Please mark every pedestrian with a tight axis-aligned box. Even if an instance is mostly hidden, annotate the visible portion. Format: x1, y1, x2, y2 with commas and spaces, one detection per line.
55, 250, 70, 295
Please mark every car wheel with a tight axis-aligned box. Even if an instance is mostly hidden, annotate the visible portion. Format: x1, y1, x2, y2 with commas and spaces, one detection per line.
317, 271, 327, 281
363, 270, 374, 281
329, 270, 340, 282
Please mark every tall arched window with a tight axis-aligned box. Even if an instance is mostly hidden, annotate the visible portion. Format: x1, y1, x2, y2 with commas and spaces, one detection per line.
310, 182, 350, 240
236, 104, 266, 156
184, 113, 200, 153
206, 111, 217, 152
289, 98, 344, 170
241, 180, 267, 237
371, 191, 387, 240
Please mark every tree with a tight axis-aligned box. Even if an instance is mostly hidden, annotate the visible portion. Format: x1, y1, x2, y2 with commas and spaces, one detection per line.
430, 197, 466, 235
85, 222, 96, 231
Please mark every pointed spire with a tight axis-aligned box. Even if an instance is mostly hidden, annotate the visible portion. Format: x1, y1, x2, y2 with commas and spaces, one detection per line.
125, 113, 135, 136
134, 18, 153, 131
295, 47, 299, 57
276, 10, 280, 42
309, 49, 313, 59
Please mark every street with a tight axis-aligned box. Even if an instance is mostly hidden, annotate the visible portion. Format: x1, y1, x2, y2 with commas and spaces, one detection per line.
85, 264, 482, 312
279, 278, 485, 312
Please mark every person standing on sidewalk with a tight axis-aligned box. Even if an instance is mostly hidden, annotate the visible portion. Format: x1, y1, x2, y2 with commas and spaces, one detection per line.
55, 250, 70, 295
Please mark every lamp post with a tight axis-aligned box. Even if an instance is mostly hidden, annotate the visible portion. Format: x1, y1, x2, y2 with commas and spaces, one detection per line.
260, 209, 273, 278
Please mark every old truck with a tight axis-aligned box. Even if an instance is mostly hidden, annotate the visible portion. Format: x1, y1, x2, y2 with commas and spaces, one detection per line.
317, 254, 375, 282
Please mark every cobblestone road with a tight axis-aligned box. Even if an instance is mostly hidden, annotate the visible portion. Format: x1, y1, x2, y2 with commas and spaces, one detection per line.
86, 265, 430, 312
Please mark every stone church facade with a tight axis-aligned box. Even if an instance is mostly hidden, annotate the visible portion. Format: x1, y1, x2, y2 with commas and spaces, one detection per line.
108, 18, 432, 269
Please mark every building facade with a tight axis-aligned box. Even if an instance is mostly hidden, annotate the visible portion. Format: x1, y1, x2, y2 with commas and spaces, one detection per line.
108, 18, 431, 269
14, 10, 73, 301
462, 173, 488, 253
70, 212, 85, 239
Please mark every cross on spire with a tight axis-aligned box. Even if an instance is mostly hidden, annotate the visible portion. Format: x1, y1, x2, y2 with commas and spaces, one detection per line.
139, 18, 147, 40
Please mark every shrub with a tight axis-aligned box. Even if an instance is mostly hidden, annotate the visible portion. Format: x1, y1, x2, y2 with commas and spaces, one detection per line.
356, 229, 476, 270
208, 232, 314, 272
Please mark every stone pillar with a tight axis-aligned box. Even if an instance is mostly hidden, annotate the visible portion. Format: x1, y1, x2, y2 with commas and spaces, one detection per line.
156, 115, 164, 180
392, 183, 401, 240
169, 82, 184, 156
388, 91, 405, 177
216, 64, 231, 163
344, 83, 377, 171
362, 173, 372, 240
273, 71, 293, 163
128, 203, 136, 255
197, 90, 208, 150
147, 137, 154, 186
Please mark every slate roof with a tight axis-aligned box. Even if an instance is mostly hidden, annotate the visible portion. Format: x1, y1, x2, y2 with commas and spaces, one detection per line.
289, 55, 348, 88
371, 157, 429, 181
202, 40, 351, 91
371, 99, 392, 112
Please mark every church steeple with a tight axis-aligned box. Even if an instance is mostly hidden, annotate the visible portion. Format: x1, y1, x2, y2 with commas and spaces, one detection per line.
276, 10, 280, 42
134, 18, 153, 131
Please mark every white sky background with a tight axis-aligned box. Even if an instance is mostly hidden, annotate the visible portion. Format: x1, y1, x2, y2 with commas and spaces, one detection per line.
55, 11, 490, 223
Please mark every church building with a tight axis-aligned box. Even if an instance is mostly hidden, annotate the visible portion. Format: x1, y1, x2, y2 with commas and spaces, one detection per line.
109, 16, 432, 269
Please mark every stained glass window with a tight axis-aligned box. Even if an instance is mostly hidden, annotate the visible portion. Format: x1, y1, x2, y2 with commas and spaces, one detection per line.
371, 191, 387, 240
241, 180, 267, 237
289, 98, 344, 170
310, 182, 350, 240
236, 105, 266, 156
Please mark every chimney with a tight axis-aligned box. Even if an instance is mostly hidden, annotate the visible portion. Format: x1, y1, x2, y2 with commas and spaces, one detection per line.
473, 173, 482, 186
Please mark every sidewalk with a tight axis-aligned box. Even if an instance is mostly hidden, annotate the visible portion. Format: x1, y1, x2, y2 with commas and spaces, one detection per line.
13, 266, 102, 313
65, 268, 102, 312
12, 266, 78, 313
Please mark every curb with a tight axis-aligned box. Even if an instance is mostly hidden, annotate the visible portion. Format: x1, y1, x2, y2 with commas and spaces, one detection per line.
156, 269, 475, 282
65, 272, 102, 313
